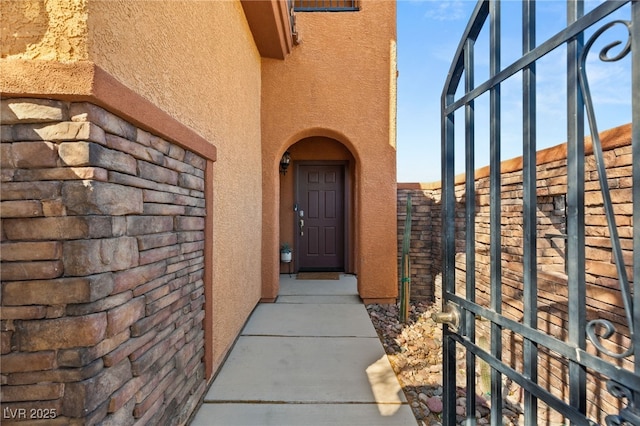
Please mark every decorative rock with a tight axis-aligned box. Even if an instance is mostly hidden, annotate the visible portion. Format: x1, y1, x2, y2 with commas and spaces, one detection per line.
428, 364, 441, 373
367, 301, 523, 425
477, 405, 491, 416
426, 396, 443, 413
502, 408, 516, 418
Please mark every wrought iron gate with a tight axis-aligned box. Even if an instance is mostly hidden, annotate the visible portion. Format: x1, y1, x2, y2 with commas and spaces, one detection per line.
438, 0, 638, 424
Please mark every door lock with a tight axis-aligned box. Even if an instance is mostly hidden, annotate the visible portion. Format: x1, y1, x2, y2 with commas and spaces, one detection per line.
432, 301, 461, 332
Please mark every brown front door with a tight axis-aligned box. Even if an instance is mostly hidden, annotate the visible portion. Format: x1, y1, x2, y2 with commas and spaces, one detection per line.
296, 163, 345, 271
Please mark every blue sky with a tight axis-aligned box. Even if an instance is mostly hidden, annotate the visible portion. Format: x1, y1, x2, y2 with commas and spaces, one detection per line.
396, 0, 633, 182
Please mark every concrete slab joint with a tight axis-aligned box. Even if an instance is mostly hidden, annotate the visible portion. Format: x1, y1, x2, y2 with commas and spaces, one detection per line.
191, 275, 416, 426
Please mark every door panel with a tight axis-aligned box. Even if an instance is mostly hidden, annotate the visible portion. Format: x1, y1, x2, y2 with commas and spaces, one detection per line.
297, 164, 345, 271
307, 227, 319, 255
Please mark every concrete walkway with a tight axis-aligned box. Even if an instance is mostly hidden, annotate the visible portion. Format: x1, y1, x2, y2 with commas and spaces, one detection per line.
190, 274, 417, 426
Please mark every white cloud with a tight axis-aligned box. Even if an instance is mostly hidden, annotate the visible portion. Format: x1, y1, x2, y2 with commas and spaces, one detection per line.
424, 0, 468, 22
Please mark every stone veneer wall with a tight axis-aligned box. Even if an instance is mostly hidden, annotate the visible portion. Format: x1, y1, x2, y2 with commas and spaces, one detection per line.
397, 124, 633, 423
396, 189, 439, 302
1, 98, 207, 425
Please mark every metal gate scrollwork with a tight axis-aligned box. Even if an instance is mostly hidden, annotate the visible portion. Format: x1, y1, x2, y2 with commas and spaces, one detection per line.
438, 0, 639, 425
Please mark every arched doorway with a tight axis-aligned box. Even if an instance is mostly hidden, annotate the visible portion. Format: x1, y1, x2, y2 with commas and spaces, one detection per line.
279, 136, 356, 274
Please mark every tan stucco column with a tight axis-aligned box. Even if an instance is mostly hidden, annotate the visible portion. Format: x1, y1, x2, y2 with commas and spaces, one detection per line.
261, 152, 281, 302
355, 146, 398, 304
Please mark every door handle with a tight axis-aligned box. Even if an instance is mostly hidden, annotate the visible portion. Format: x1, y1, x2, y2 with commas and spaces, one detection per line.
299, 219, 304, 236
432, 301, 460, 332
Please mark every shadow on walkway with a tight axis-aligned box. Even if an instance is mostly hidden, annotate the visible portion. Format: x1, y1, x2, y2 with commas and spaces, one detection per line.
189, 274, 417, 425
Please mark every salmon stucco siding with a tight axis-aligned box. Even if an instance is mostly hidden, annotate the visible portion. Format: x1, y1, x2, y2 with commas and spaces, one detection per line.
262, 2, 398, 302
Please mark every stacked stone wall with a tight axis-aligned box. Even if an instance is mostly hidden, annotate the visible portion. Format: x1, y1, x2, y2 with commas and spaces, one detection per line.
397, 125, 633, 423
1, 98, 207, 425
396, 188, 439, 302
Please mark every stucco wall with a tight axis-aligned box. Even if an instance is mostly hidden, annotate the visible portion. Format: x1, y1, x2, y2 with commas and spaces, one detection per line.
1, 0, 89, 61
85, 1, 264, 369
262, 1, 398, 301
2, 0, 264, 377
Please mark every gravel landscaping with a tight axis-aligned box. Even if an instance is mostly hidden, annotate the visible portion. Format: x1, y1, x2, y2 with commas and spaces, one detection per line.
367, 302, 524, 425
